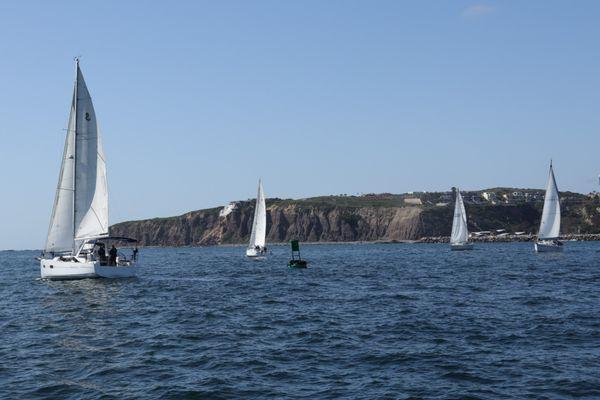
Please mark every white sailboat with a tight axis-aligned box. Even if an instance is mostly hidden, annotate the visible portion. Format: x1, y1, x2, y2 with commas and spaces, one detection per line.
246, 179, 267, 258
535, 162, 563, 252
39, 59, 139, 279
450, 189, 473, 251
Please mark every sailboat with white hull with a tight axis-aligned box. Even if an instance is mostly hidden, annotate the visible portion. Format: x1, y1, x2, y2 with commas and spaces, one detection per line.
39, 60, 139, 279
535, 162, 563, 252
450, 189, 473, 251
246, 179, 267, 258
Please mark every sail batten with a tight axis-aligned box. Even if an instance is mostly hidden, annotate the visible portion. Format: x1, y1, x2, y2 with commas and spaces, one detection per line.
450, 189, 469, 245
538, 165, 561, 240
248, 179, 267, 249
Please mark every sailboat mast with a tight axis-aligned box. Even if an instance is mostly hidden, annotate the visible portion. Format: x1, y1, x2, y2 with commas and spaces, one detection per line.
72, 58, 79, 248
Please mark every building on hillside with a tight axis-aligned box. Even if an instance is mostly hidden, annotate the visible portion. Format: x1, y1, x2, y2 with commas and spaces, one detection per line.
501, 191, 544, 204
524, 192, 544, 203
473, 231, 492, 237
463, 193, 484, 204
510, 191, 526, 202
482, 191, 499, 204
219, 202, 238, 217
404, 197, 423, 205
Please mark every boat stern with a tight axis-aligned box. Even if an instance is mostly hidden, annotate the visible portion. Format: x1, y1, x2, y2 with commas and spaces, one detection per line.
450, 243, 474, 251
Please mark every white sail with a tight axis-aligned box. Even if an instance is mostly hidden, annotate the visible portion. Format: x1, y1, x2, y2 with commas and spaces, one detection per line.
538, 164, 561, 240
45, 61, 108, 254
248, 179, 266, 249
73, 64, 109, 241
450, 189, 469, 245
45, 87, 77, 253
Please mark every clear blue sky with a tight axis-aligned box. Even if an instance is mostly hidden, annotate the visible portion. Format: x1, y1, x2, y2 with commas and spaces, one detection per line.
1, 1, 599, 249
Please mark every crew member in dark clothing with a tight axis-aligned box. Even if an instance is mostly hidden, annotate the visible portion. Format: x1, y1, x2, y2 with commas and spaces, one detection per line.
109, 245, 118, 266
98, 244, 107, 264
132, 247, 138, 261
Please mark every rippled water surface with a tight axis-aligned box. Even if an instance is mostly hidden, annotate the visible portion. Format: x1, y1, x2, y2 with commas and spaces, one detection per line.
1, 243, 600, 399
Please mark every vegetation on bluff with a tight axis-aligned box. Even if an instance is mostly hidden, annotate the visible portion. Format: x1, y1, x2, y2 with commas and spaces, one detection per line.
111, 189, 600, 246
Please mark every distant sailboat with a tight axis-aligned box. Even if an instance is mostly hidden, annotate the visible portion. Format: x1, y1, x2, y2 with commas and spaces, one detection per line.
535, 162, 563, 252
39, 59, 139, 279
450, 189, 473, 251
246, 179, 267, 258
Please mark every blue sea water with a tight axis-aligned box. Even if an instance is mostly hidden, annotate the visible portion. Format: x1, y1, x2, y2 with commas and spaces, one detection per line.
1, 242, 599, 399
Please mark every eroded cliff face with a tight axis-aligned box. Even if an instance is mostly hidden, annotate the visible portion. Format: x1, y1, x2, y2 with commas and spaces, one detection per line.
110, 198, 600, 247
110, 192, 600, 247
110, 202, 425, 246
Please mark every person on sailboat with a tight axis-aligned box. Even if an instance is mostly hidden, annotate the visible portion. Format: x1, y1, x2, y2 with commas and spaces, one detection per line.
133, 247, 139, 261
109, 245, 118, 266
98, 244, 107, 264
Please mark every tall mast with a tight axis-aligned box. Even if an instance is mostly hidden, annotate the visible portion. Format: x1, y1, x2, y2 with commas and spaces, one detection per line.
72, 57, 79, 249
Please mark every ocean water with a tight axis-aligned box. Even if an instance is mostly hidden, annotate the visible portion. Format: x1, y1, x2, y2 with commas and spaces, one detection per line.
1, 243, 599, 399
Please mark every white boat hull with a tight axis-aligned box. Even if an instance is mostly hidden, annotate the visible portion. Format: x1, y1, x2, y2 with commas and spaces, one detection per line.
246, 248, 266, 258
40, 257, 136, 280
534, 241, 564, 253
451, 243, 474, 251
40, 258, 97, 280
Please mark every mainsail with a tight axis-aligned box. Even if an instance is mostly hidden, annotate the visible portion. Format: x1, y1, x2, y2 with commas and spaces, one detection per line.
450, 189, 469, 245
538, 163, 561, 240
248, 179, 266, 250
45, 61, 108, 254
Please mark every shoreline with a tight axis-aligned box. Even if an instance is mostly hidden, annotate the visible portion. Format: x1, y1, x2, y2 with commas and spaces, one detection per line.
12, 234, 599, 252
106, 234, 600, 249
418, 233, 600, 244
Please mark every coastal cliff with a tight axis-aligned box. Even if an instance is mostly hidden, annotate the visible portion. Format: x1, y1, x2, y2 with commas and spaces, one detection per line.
110, 192, 600, 246
110, 201, 424, 246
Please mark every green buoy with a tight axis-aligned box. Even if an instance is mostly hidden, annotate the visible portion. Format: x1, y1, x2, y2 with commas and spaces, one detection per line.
288, 240, 307, 268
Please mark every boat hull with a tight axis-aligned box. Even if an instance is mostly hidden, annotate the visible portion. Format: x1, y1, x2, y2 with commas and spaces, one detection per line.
451, 243, 474, 251
40, 258, 137, 280
40, 258, 98, 280
246, 248, 266, 258
534, 241, 564, 253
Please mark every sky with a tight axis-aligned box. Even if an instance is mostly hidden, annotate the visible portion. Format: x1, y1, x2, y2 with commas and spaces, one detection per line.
1, 1, 599, 249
